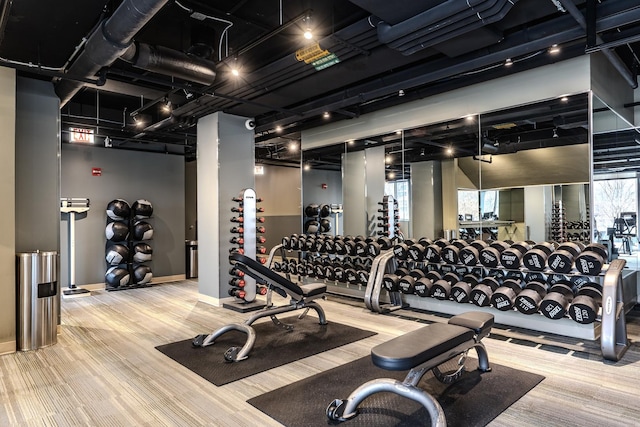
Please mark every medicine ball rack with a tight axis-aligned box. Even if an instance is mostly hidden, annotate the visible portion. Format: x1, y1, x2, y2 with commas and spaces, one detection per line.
363, 238, 630, 362
104, 199, 154, 291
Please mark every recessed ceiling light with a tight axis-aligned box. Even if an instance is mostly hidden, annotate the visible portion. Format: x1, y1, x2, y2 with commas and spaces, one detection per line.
304, 164, 311, 171
446, 147, 453, 155
323, 111, 330, 119
560, 96, 568, 102
388, 171, 396, 179
275, 125, 282, 133
289, 141, 298, 151
231, 68, 240, 77
549, 44, 560, 54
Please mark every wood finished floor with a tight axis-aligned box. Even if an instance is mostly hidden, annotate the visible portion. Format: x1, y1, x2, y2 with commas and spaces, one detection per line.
2, 280, 640, 426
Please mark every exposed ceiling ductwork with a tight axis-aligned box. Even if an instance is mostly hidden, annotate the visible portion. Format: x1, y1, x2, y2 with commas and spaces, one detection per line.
373, 0, 519, 55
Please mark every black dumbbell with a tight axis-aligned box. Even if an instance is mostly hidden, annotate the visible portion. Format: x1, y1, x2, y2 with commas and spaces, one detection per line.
296, 261, 307, 276
433, 238, 450, 249
574, 243, 608, 276
451, 273, 480, 303
479, 241, 510, 268
515, 280, 549, 314
333, 266, 345, 282
500, 241, 530, 269
547, 242, 584, 274
522, 242, 556, 271
289, 234, 300, 250
418, 237, 432, 246
398, 269, 426, 294
392, 242, 410, 260
406, 243, 426, 262
414, 276, 436, 297
430, 272, 459, 300
490, 278, 526, 311
324, 265, 335, 281
459, 240, 488, 266
470, 276, 502, 307
281, 236, 291, 250
423, 243, 441, 263
539, 281, 575, 319
382, 274, 400, 292
569, 283, 603, 324
345, 268, 358, 284
357, 270, 370, 286
441, 241, 466, 265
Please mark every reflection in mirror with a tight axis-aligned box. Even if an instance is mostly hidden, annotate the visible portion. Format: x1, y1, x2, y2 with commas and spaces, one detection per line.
301, 143, 344, 235
591, 95, 639, 263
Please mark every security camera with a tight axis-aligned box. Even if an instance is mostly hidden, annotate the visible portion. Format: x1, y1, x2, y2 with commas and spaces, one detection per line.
245, 119, 256, 130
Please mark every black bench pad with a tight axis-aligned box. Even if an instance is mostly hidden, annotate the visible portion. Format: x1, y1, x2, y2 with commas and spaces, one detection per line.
299, 282, 327, 297
448, 312, 494, 335
372, 324, 474, 371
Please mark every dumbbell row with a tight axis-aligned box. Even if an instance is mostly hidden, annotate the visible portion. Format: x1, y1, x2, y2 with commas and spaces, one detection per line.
393, 238, 608, 276
273, 257, 372, 286
383, 268, 603, 324
281, 234, 395, 257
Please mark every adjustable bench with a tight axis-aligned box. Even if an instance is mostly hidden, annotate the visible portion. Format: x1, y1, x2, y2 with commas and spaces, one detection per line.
192, 253, 327, 362
327, 311, 494, 427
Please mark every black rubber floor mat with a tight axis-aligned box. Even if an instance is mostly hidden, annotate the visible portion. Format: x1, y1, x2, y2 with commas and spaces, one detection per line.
156, 316, 376, 386
248, 356, 544, 427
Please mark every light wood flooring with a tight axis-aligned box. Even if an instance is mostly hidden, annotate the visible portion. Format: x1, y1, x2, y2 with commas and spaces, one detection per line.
2, 280, 640, 426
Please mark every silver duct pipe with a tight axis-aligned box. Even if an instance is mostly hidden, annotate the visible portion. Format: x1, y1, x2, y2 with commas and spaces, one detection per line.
55, 0, 169, 107
121, 42, 216, 86
376, 0, 518, 55
556, 0, 637, 88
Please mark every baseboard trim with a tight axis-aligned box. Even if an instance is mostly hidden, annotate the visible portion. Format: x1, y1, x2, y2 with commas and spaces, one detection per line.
198, 294, 225, 307
0, 340, 16, 355
80, 274, 189, 291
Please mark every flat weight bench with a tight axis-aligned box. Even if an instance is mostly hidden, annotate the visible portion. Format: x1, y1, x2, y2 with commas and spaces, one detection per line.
192, 253, 327, 362
327, 311, 494, 427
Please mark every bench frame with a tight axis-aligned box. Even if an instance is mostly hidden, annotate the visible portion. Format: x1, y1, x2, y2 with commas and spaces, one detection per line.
327, 313, 492, 427
192, 253, 327, 361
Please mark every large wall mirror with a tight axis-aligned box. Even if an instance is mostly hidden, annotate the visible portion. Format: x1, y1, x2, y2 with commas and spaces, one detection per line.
300, 92, 591, 244
592, 95, 638, 259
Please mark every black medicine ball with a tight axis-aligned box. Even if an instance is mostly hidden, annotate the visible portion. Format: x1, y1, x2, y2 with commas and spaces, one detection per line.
133, 221, 154, 240
106, 199, 130, 221
132, 199, 153, 219
105, 244, 129, 265
105, 266, 130, 288
133, 264, 153, 284
133, 243, 153, 263
105, 221, 129, 242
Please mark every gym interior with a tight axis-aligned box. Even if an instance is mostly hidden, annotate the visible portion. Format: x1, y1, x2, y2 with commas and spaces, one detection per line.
3, 1, 640, 426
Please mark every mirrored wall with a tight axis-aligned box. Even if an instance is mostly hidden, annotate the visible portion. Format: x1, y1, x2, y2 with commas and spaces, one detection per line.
301, 92, 591, 244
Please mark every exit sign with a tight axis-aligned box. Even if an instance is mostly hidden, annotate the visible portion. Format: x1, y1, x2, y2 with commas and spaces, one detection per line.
70, 127, 94, 143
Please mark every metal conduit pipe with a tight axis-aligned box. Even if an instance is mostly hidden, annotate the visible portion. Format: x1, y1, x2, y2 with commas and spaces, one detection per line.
376, 0, 492, 43
385, 0, 505, 49
121, 43, 217, 85
556, 0, 638, 88
393, 1, 518, 55
55, 0, 169, 106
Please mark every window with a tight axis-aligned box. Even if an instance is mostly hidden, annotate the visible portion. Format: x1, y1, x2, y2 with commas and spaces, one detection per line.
593, 178, 637, 237
385, 180, 410, 221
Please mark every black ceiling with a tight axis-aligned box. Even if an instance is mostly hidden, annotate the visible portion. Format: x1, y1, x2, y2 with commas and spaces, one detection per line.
1, 0, 639, 163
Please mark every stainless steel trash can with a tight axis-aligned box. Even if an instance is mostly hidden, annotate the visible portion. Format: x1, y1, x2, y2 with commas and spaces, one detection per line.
185, 240, 198, 279
16, 251, 58, 351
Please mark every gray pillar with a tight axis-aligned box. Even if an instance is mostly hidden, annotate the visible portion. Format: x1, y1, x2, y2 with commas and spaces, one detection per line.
365, 146, 386, 237
196, 113, 254, 303
342, 151, 366, 236
411, 161, 443, 239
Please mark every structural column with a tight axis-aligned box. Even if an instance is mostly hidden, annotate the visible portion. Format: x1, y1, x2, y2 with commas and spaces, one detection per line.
197, 112, 254, 304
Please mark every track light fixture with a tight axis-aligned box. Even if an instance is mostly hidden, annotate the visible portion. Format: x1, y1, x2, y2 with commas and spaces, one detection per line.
161, 98, 171, 113
303, 14, 313, 39
549, 44, 561, 54
504, 58, 513, 67
553, 128, 559, 138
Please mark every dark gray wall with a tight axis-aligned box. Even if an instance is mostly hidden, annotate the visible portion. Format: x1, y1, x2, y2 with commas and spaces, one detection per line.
15, 78, 60, 254
60, 144, 185, 286
302, 167, 343, 235
256, 164, 302, 249
185, 160, 197, 241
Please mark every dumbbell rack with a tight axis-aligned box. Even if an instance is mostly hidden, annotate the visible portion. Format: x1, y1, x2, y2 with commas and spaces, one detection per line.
376, 196, 399, 239
275, 234, 385, 300
225, 188, 268, 312
364, 240, 631, 362
549, 201, 567, 242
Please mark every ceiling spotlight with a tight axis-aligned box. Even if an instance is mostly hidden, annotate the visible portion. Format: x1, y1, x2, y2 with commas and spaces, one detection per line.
549, 44, 561, 54
446, 147, 454, 155
161, 98, 171, 113
231, 68, 240, 76
398, 89, 405, 97
560, 96, 568, 102
304, 163, 311, 171
385, 155, 392, 164
323, 111, 330, 119
552, 128, 559, 138
303, 15, 313, 39
275, 125, 282, 133
388, 171, 396, 179
420, 148, 425, 156
288, 141, 298, 152
504, 58, 513, 67
183, 89, 193, 99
